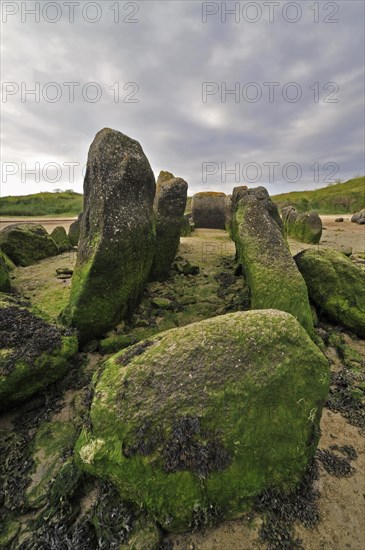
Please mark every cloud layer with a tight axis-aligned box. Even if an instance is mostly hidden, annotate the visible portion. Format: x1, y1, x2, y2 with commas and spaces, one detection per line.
1, 0, 364, 196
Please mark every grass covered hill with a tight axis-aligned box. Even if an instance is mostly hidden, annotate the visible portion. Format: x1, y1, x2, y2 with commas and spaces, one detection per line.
272, 177, 365, 214
0, 191, 83, 217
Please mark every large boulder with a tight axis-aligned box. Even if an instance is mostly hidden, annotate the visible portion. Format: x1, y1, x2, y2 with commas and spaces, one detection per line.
0, 294, 78, 410
0, 223, 58, 266
295, 248, 365, 337
282, 207, 322, 244
192, 192, 226, 229
75, 310, 329, 532
62, 128, 156, 344
231, 188, 313, 334
68, 213, 83, 246
50, 226, 72, 253
351, 209, 365, 224
151, 177, 188, 280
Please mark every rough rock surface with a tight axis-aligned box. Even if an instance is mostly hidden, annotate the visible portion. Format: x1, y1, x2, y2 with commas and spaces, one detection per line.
62, 128, 156, 344
75, 310, 329, 532
295, 248, 365, 337
231, 188, 313, 334
0, 252, 12, 292
68, 212, 83, 246
156, 170, 175, 188
282, 206, 322, 244
192, 192, 226, 229
51, 226, 71, 253
0, 293, 77, 410
151, 177, 188, 280
351, 209, 365, 224
0, 223, 58, 267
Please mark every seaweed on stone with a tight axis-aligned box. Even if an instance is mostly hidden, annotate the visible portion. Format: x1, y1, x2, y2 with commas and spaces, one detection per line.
163, 416, 231, 480
316, 448, 355, 477
0, 305, 74, 376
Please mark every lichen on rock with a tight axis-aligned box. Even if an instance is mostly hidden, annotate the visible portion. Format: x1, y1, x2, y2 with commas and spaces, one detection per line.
61, 128, 156, 344
151, 176, 188, 281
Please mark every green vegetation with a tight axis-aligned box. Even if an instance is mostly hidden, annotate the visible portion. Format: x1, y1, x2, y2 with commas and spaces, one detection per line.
272, 177, 365, 214
0, 191, 82, 217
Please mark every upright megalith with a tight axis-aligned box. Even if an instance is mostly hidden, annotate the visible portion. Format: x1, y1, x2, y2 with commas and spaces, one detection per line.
156, 170, 175, 187
151, 176, 188, 280
62, 128, 156, 344
231, 187, 313, 334
282, 206, 322, 244
68, 212, 83, 246
192, 192, 226, 229
51, 226, 72, 253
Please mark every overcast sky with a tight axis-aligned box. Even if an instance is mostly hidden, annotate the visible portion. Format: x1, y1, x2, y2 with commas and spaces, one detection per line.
1, 0, 364, 197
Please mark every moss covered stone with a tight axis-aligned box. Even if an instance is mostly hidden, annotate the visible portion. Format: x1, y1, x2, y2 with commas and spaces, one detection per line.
68, 212, 83, 246
0, 223, 58, 267
51, 226, 71, 253
231, 188, 313, 335
295, 248, 365, 337
61, 128, 156, 344
26, 421, 78, 509
75, 310, 329, 532
151, 177, 188, 281
0, 294, 78, 410
192, 192, 227, 229
282, 206, 322, 244
0, 252, 11, 292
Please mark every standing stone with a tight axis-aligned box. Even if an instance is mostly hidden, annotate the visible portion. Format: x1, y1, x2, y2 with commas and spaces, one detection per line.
192, 192, 226, 229
156, 170, 175, 187
282, 206, 322, 244
62, 128, 156, 344
231, 187, 313, 335
68, 213, 83, 246
151, 177, 188, 280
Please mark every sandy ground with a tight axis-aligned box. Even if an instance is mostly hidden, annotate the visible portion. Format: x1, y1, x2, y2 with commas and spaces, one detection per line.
1, 214, 363, 254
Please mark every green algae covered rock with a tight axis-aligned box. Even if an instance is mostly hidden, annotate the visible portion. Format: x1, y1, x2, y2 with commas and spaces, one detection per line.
50, 225, 71, 253
151, 176, 188, 281
282, 206, 322, 244
0, 294, 78, 410
62, 128, 156, 344
75, 310, 329, 532
0, 223, 58, 267
26, 421, 79, 509
295, 248, 365, 337
0, 252, 11, 292
231, 188, 313, 335
68, 212, 83, 246
192, 192, 227, 229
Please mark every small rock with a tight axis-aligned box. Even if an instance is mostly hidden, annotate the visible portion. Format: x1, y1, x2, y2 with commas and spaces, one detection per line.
335, 217, 344, 222
151, 297, 172, 309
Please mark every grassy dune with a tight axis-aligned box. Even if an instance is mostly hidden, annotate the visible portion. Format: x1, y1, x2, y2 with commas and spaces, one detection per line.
272, 177, 365, 214
1, 177, 364, 217
0, 191, 83, 217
